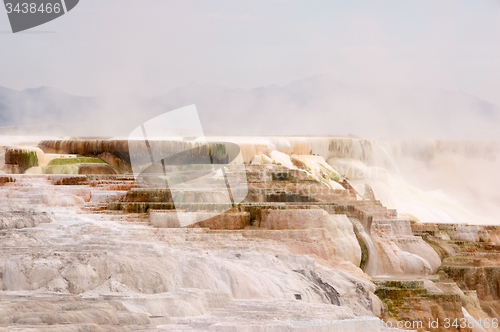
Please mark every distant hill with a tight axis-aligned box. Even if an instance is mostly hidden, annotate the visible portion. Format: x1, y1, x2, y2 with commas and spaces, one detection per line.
0, 86, 98, 126
1, 75, 499, 139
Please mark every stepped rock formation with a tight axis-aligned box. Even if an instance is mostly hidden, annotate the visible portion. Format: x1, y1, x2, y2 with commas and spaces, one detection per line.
0, 136, 499, 331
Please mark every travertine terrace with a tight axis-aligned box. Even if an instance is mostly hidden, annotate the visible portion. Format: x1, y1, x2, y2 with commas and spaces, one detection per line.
0, 137, 499, 331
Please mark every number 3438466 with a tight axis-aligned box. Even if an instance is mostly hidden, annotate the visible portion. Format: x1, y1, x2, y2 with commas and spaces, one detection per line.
5, 2, 61, 14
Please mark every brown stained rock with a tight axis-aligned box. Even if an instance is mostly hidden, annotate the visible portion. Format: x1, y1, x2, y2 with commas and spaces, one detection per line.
441, 264, 500, 302
97, 152, 132, 173
4, 148, 40, 173
189, 212, 250, 230
50, 175, 89, 186
124, 189, 173, 203
0, 176, 15, 186
401, 294, 468, 332
376, 280, 471, 332
150, 210, 250, 230
77, 164, 121, 175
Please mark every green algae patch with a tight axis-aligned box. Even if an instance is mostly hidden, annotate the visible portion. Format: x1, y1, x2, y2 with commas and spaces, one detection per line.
48, 157, 106, 166
42, 163, 121, 175
44, 158, 120, 175
43, 165, 80, 175
319, 163, 340, 182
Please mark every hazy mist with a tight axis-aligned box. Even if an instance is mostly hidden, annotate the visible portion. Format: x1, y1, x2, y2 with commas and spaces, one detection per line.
0, 75, 499, 139
1, 1, 500, 104
1, 1, 500, 140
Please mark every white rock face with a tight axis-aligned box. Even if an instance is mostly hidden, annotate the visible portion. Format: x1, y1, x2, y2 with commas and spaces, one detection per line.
52, 194, 85, 206
251, 154, 274, 165
291, 155, 339, 178
452, 225, 481, 242
0, 211, 391, 330
369, 219, 441, 275
25, 166, 44, 174
0, 209, 52, 229
0, 175, 406, 331
269, 150, 295, 168
150, 210, 183, 228
260, 209, 362, 266
290, 155, 343, 191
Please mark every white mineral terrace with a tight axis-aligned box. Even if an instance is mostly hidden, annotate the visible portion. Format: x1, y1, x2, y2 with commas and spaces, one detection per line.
0, 175, 402, 332
0, 136, 499, 331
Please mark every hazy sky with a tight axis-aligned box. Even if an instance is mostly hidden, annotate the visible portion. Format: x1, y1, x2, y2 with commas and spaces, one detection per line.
1, 0, 500, 105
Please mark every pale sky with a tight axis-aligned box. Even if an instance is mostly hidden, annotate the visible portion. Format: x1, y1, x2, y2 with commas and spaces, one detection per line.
1, 0, 500, 105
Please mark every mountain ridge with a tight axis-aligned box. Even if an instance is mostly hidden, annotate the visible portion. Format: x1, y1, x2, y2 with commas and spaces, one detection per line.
0, 75, 499, 139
